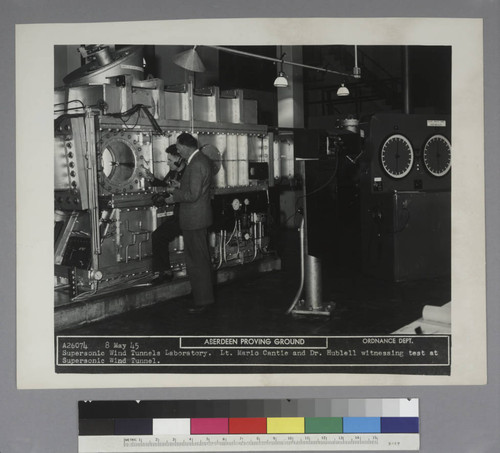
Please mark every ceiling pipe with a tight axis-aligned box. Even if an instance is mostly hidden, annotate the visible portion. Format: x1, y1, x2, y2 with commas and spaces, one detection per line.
206, 45, 358, 79
353, 45, 361, 78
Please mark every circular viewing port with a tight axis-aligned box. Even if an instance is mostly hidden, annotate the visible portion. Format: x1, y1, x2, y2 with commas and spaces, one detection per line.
101, 139, 136, 185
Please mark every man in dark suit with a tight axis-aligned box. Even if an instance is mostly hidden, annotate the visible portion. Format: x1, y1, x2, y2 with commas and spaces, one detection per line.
167, 132, 215, 313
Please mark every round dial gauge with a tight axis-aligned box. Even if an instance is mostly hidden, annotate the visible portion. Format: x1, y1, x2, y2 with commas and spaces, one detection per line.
231, 198, 241, 211
380, 134, 414, 179
423, 134, 451, 177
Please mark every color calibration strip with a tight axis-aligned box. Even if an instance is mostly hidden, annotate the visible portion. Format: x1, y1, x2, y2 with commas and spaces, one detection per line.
79, 399, 419, 452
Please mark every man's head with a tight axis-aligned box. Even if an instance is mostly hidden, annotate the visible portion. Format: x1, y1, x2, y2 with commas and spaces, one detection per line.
176, 133, 198, 160
165, 144, 182, 168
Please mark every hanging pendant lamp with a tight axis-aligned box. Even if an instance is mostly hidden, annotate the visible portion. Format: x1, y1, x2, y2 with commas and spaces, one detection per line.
172, 46, 206, 72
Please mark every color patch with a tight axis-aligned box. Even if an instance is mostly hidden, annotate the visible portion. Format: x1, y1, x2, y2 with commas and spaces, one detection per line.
305, 417, 343, 433
114, 418, 152, 435
267, 417, 304, 434
79, 419, 114, 435
381, 417, 419, 433
153, 418, 191, 435
229, 418, 267, 434
343, 417, 381, 433
191, 418, 228, 434
348, 399, 366, 417
399, 399, 419, 417
382, 398, 402, 416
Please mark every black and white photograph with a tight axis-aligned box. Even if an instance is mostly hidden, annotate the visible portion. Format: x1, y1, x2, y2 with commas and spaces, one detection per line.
53, 42, 452, 375
16, 17, 486, 388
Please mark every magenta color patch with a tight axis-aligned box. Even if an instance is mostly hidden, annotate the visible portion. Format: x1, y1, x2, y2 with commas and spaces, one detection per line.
190, 418, 229, 434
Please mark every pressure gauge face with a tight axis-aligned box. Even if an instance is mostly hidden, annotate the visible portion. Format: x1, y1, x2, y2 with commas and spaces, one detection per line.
380, 134, 414, 179
231, 198, 241, 211
92, 270, 103, 281
423, 134, 451, 177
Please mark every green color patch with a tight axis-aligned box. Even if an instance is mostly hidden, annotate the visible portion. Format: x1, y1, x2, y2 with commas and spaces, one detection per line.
305, 417, 343, 433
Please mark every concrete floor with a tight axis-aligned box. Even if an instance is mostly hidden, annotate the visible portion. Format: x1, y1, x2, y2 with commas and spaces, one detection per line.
58, 230, 451, 337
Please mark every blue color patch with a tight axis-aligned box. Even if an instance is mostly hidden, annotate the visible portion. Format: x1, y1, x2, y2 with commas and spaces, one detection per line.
381, 417, 419, 433
343, 417, 381, 433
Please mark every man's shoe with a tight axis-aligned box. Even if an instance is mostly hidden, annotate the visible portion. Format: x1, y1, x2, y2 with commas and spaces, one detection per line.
151, 272, 174, 285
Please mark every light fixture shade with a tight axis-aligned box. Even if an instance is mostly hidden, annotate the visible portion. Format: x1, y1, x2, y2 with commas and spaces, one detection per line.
274, 71, 288, 88
337, 83, 350, 97
172, 47, 206, 72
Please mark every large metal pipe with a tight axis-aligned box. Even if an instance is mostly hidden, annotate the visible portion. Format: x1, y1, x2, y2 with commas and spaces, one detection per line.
301, 158, 323, 311
302, 159, 323, 311
304, 255, 323, 310
286, 160, 332, 316
286, 217, 305, 314
207, 45, 356, 79
403, 46, 411, 114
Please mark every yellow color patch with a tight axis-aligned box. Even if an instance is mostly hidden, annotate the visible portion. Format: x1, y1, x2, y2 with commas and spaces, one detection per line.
267, 417, 305, 433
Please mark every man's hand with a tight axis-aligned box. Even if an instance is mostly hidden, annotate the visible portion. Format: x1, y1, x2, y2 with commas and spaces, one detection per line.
168, 179, 181, 189
141, 165, 155, 182
166, 187, 176, 194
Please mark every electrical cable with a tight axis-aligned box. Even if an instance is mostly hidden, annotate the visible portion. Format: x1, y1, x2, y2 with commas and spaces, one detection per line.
54, 99, 86, 109
296, 154, 339, 202
215, 231, 224, 270
54, 112, 85, 131
105, 104, 165, 134
71, 283, 99, 302
283, 209, 302, 228
119, 111, 142, 130
287, 154, 339, 228
224, 221, 238, 246
71, 272, 154, 300
140, 104, 164, 135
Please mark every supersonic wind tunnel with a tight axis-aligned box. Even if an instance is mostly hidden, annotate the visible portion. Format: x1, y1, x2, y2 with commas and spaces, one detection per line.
54, 45, 451, 308
54, 45, 279, 299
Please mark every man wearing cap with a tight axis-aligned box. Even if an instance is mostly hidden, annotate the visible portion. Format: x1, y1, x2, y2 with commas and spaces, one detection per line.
166, 132, 215, 313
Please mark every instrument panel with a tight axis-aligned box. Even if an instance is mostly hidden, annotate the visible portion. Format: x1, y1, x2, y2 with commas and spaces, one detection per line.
362, 114, 451, 193
360, 114, 452, 281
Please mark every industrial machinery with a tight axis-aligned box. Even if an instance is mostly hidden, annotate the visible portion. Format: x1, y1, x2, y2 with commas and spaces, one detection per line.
359, 113, 451, 281
285, 122, 361, 316
54, 45, 277, 299
284, 112, 451, 315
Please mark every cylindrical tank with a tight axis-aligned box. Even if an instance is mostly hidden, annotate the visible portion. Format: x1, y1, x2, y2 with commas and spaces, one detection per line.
273, 140, 281, 180
304, 254, 323, 310
214, 134, 227, 187
95, 47, 114, 66
280, 140, 294, 179
225, 134, 239, 187
237, 134, 249, 186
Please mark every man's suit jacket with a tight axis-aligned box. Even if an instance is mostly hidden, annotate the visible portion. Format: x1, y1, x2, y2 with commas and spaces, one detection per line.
171, 150, 213, 230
